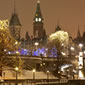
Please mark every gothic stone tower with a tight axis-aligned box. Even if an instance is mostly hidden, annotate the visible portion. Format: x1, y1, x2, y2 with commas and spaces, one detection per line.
9, 13, 21, 41
33, 0, 45, 39
9, 0, 21, 41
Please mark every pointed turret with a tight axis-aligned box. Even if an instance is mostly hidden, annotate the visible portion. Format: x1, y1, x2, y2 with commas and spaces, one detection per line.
9, 13, 21, 26
77, 27, 81, 39
9, 0, 21, 26
25, 32, 30, 41
74, 26, 82, 43
55, 25, 61, 32
34, 0, 43, 22
9, 0, 21, 41
55, 20, 61, 32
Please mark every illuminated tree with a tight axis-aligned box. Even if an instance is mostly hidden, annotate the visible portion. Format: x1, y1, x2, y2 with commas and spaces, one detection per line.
0, 20, 19, 53
49, 30, 69, 56
48, 30, 69, 77
0, 20, 23, 76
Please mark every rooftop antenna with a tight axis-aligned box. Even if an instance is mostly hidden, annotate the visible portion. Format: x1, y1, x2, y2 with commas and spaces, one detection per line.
14, 0, 16, 13
57, 19, 60, 26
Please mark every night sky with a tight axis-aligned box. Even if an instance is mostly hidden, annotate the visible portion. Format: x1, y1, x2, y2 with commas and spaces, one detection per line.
0, 0, 85, 38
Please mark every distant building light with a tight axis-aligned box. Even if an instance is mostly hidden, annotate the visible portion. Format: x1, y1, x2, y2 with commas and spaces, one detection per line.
79, 43, 83, 48
34, 42, 39, 46
16, 51, 19, 54
4, 49, 6, 52
79, 52, 83, 56
47, 70, 49, 73
62, 43, 64, 46
24, 49, 27, 51
84, 51, 85, 54
61, 52, 66, 56
70, 46, 74, 51
15, 41, 18, 45
46, 48, 48, 51
43, 63, 45, 65
8, 52, 11, 54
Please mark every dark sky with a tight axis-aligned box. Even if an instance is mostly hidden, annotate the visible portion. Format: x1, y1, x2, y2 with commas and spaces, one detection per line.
0, 0, 85, 38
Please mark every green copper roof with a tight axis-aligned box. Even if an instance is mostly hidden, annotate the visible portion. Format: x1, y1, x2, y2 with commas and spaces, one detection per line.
55, 25, 61, 32
34, 1, 43, 20
9, 13, 21, 26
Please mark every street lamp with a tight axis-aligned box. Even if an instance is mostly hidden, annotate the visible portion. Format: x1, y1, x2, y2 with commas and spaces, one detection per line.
43, 63, 46, 71
47, 70, 49, 83
79, 43, 83, 48
33, 69, 36, 80
15, 41, 18, 45
16, 51, 19, 55
34, 42, 39, 49
79, 43, 83, 51
15, 67, 19, 85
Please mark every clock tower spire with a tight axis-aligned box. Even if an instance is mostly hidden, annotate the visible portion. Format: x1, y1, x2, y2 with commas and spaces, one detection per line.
34, 0, 43, 22
33, 0, 45, 39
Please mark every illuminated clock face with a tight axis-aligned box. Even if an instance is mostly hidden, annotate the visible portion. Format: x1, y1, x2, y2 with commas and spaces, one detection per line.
35, 18, 38, 22
39, 18, 41, 22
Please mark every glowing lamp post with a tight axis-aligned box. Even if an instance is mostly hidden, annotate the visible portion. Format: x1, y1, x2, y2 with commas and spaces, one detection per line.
34, 42, 39, 49
47, 70, 49, 83
47, 70, 49, 79
15, 67, 19, 85
15, 41, 18, 45
16, 51, 19, 55
79, 43, 83, 52
79, 43, 83, 48
33, 69, 36, 80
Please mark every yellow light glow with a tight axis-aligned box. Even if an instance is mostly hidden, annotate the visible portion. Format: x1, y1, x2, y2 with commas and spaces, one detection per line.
15, 67, 19, 71
34, 42, 39, 46
36, 14, 38, 16
47, 70, 49, 73
79, 70, 84, 78
15, 41, 18, 45
49, 30, 69, 45
16, 51, 19, 54
0, 20, 9, 30
33, 69, 36, 72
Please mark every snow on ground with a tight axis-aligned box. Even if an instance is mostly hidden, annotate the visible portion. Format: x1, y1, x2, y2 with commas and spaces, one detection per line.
1, 67, 57, 79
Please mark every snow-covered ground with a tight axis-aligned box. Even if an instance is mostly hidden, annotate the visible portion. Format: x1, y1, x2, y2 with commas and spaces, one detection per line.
1, 67, 57, 80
